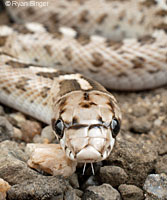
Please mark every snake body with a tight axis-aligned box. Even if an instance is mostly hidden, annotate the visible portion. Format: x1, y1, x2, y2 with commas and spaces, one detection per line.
0, 0, 167, 163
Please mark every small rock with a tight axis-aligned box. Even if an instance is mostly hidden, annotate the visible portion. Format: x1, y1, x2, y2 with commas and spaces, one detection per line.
0, 178, 11, 200
0, 116, 13, 142
83, 183, 121, 200
143, 173, 167, 200
130, 117, 151, 133
100, 166, 128, 187
13, 127, 23, 140
33, 125, 55, 143
154, 118, 162, 127
26, 143, 77, 177
0, 140, 39, 185
118, 184, 144, 200
65, 189, 81, 200
155, 155, 167, 174
69, 173, 79, 189
21, 120, 42, 142
7, 176, 70, 200
131, 105, 148, 117
8, 112, 26, 127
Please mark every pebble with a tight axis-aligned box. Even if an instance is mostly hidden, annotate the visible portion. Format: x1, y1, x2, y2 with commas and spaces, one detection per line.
100, 165, 128, 187
20, 120, 42, 142
26, 143, 77, 177
83, 183, 121, 200
64, 189, 81, 200
130, 117, 151, 133
154, 118, 163, 127
0, 116, 13, 142
143, 173, 167, 200
118, 184, 144, 200
8, 112, 26, 127
69, 173, 79, 189
7, 176, 70, 200
0, 178, 11, 200
13, 127, 23, 140
33, 125, 56, 144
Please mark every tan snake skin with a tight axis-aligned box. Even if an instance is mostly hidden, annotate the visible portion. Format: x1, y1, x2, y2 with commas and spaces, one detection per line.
0, 0, 167, 164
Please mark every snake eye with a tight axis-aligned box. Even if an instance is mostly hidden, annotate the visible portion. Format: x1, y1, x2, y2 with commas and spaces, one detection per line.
52, 119, 64, 138
110, 118, 120, 138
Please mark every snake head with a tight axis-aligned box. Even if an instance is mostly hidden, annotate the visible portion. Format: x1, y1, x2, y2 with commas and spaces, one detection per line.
52, 90, 121, 163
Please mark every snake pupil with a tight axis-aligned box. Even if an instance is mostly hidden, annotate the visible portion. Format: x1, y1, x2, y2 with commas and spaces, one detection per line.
53, 119, 64, 138
111, 118, 120, 138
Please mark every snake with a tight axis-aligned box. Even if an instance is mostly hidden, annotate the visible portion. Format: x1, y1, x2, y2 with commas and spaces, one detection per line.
0, 0, 167, 166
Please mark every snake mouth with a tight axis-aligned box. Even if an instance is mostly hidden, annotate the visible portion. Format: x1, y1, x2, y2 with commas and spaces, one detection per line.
62, 138, 115, 163
75, 145, 110, 163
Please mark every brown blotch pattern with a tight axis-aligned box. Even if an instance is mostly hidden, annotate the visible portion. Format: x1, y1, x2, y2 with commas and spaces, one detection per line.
79, 10, 89, 23
131, 56, 145, 68
106, 40, 123, 50
118, 10, 126, 21
63, 47, 73, 61
79, 102, 96, 108
72, 116, 79, 124
156, 10, 167, 17
96, 14, 108, 24
91, 52, 104, 67
44, 45, 53, 56
49, 13, 60, 24
36, 71, 68, 79
155, 23, 167, 33
140, 0, 157, 7
5, 60, 29, 68
52, 31, 63, 39
117, 72, 128, 77
59, 79, 81, 96
15, 77, 30, 91
13, 24, 33, 34
2, 86, 11, 94
147, 68, 159, 74
0, 36, 7, 47
76, 0, 86, 4
26, 7, 35, 15
75, 33, 91, 45
79, 102, 91, 108
42, 101, 48, 106
138, 35, 156, 45
40, 87, 50, 98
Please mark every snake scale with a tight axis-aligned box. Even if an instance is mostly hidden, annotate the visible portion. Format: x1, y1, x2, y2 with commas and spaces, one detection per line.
0, 0, 167, 165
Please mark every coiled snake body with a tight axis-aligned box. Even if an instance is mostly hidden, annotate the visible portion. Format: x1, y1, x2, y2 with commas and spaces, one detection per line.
0, 0, 167, 165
